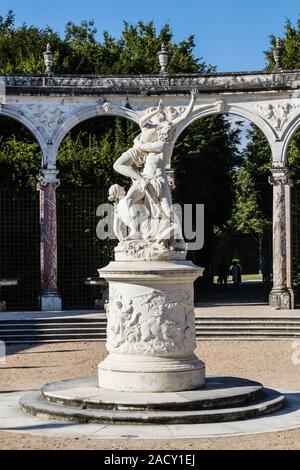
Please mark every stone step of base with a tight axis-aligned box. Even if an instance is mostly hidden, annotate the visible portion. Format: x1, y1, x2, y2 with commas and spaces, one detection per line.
195, 326, 300, 331
195, 313, 300, 323
0, 334, 105, 341
0, 339, 102, 343
1, 316, 300, 342
42, 376, 264, 411
2, 324, 300, 332
3, 320, 299, 327
2, 333, 300, 343
196, 320, 300, 324
0, 326, 107, 332
197, 334, 300, 339
20, 387, 284, 425
0, 320, 107, 325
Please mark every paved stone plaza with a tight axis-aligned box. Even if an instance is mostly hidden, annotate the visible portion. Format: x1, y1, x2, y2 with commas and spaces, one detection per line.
0, 339, 300, 449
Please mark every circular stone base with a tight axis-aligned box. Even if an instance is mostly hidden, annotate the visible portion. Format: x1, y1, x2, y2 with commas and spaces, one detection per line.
19, 376, 285, 425
43, 376, 262, 410
98, 355, 205, 392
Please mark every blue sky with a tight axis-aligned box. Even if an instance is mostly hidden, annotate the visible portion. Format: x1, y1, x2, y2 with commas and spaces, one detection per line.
0, 0, 300, 72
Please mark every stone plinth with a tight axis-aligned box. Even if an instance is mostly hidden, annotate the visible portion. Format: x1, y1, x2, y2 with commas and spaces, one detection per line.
98, 261, 205, 392
0, 279, 18, 312
20, 375, 284, 425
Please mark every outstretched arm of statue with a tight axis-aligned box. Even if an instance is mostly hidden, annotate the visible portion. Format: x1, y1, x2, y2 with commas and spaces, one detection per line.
172, 89, 198, 126
139, 100, 163, 128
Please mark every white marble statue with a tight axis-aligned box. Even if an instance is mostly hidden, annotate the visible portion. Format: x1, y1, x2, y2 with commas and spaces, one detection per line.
110, 90, 198, 260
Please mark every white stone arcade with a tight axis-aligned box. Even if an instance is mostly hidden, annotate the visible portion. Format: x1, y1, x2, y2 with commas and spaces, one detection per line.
12, 72, 288, 422
1, 70, 300, 310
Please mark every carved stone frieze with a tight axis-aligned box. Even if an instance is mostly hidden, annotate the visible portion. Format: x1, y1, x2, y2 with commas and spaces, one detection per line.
106, 285, 195, 354
4, 70, 300, 95
258, 102, 296, 131
269, 289, 292, 309
18, 101, 68, 133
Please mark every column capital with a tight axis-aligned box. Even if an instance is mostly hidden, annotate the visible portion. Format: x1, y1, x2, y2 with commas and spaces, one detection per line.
37, 168, 60, 190
269, 167, 293, 187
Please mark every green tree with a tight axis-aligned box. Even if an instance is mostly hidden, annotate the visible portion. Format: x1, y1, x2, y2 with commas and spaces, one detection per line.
0, 12, 209, 75
265, 17, 300, 178
220, 124, 272, 268
0, 11, 241, 283
57, 117, 139, 189
173, 115, 242, 273
0, 136, 41, 189
265, 19, 300, 70
0, 12, 214, 192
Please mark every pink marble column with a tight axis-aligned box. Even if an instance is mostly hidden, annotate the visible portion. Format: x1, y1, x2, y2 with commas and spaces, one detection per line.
269, 167, 293, 310
37, 169, 62, 311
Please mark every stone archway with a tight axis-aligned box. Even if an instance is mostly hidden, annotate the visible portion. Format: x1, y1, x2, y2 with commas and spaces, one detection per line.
54, 113, 139, 309
0, 105, 48, 163
0, 112, 44, 309
2, 71, 300, 309
171, 108, 274, 303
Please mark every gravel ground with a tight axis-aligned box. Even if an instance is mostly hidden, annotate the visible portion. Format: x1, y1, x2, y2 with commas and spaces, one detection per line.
0, 340, 300, 450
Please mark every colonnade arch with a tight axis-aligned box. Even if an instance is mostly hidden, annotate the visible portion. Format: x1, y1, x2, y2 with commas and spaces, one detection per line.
50, 107, 139, 168
0, 113, 43, 309
1, 70, 300, 309
44, 113, 140, 309
0, 107, 46, 166
172, 109, 274, 300
174, 106, 277, 155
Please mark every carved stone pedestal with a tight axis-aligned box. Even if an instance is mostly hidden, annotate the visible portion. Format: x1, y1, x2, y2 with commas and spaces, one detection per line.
269, 288, 292, 310
39, 290, 62, 311
98, 261, 205, 393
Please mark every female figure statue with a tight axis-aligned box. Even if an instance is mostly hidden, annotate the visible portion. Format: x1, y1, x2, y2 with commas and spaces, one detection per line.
110, 90, 198, 258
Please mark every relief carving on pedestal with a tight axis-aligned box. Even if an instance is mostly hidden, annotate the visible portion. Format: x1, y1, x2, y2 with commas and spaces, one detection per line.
269, 290, 291, 309
106, 286, 195, 354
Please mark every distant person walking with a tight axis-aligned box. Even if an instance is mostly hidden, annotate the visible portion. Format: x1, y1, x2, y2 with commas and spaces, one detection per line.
217, 258, 228, 286
231, 260, 242, 287
259, 258, 271, 282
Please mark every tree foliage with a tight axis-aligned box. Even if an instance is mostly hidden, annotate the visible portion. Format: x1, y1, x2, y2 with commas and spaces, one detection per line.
265, 18, 300, 71
57, 117, 139, 188
173, 115, 242, 269
222, 124, 272, 248
265, 17, 300, 180
0, 10, 242, 275
0, 11, 209, 74
226, 17, 300, 250
173, 116, 241, 226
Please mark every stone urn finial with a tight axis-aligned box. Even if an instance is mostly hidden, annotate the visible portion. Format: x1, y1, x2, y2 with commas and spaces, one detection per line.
273, 38, 283, 71
43, 43, 54, 75
158, 43, 169, 74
